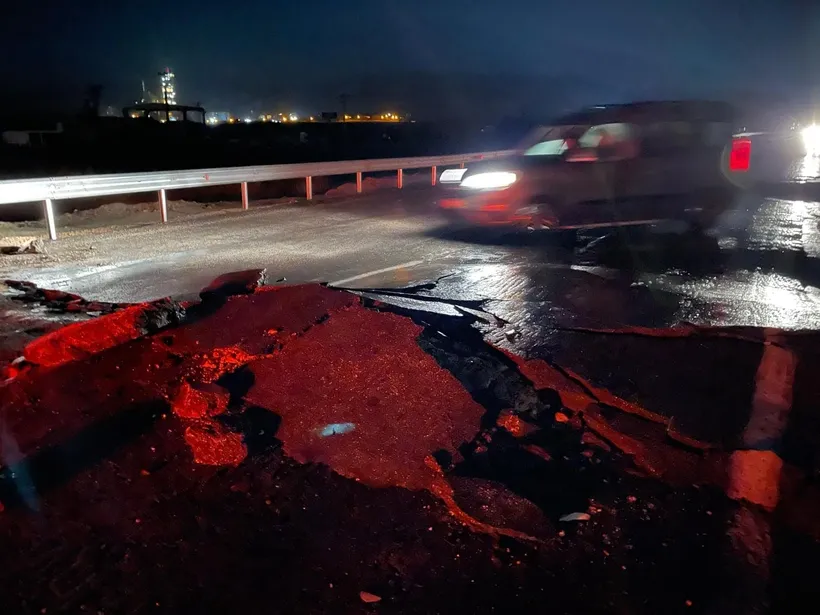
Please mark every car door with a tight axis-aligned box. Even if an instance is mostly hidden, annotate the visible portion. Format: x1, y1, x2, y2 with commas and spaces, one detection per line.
557, 122, 638, 227
624, 120, 700, 221
629, 118, 735, 221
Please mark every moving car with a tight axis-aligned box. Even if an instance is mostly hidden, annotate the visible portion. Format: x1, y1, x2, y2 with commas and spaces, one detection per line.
724, 111, 820, 191
438, 100, 738, 232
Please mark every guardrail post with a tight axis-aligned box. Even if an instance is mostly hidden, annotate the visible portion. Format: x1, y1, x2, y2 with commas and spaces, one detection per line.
305, 176, 313, 200
460, 162, 465, 169
431, 166, 437, 186
241, 181, 249, 210
356, 171, 363, 194
158, 189, 168, 223
43, 199, 57, 241
397, 169, 403, 189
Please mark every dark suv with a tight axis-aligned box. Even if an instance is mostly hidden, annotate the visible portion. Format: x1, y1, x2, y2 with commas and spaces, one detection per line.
438, 100, 738, 232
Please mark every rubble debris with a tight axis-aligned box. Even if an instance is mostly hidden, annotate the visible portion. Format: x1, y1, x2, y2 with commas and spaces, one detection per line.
187, 346, 258, 383
359, 591, 382, 604
183, 423, 247, 466
426, 457, 541, 542
447, 476, 553, 539
581, 408, 663, 478
12, 293, 184, 369
5, 279, 127, 314
138, 298, 187, 334
172, 381, 230, 419
726, 450, 783, 510
0, 238, 46, 255
496, 410, 537, 437
23, 305, 150, 367
502, 349, 669, 426
200, 268, 268, 301
41, 289, 83, 303
522, 444, 552, 462
581, 431, 611, 452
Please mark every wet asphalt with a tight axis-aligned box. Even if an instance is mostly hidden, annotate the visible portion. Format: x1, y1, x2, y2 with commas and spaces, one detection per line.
3, 186, 820, 613
3, 185, 820, 333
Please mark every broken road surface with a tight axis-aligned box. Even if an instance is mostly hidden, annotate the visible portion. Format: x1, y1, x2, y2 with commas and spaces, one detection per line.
0, 273, 819, 614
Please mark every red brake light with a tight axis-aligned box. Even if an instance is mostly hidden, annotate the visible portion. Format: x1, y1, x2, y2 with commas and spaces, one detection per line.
729, 138, 751, 172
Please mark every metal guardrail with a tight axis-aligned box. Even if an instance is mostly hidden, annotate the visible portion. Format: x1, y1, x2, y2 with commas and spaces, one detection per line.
0, 150, 514, 240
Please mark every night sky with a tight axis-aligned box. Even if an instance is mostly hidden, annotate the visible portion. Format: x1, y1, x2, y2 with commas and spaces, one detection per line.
1, 0, 815, 120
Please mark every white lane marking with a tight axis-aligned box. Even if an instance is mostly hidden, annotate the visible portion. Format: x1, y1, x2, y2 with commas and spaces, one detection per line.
328, 260, 425, 287
569, 264, 622, 279
743, 334, 797, 449
555, 219, 666, 230
727, 330, 796, 510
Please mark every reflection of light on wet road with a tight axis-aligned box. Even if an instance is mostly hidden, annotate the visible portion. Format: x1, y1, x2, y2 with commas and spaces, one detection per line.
458, 263, 531, 300
796, 154, 820, 181
652, 194, 820, 329
643, 270, 820, 329
745, 199, 806, 252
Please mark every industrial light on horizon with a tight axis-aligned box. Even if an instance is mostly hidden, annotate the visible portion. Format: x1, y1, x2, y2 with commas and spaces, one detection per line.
158, 68, 177, 105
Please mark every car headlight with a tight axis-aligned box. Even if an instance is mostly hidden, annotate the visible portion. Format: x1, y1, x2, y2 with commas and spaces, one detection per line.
460, 171, 518, 189
802, 124, 820, 155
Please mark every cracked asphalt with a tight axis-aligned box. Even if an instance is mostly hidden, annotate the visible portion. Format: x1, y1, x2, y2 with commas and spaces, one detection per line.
2, 185, 820, 613
2, 185, 820, 332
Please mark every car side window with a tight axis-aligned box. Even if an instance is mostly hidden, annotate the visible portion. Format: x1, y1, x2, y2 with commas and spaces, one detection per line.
701, 121, 733, 148
573, 123, 637, 161
639, 121, 697, 156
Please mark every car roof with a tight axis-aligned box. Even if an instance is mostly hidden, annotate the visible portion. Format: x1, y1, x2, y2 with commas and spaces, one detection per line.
551, 100, 737, 126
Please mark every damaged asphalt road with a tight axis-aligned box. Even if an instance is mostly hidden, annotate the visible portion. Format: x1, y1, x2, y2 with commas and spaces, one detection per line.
0, 271, 819, 614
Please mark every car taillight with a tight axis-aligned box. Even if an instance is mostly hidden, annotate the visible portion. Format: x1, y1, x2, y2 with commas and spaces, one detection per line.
729, 138, 752, 172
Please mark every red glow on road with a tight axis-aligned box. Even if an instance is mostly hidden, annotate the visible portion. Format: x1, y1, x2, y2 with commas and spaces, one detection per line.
24, 304, 148, 367
245, 304, 485, 491
172, 381, 230, 419
184, 424, 247, 466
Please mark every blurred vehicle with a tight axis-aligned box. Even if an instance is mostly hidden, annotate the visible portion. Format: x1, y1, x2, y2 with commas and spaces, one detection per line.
724, 114, 819, 190
438, 100, 737, 233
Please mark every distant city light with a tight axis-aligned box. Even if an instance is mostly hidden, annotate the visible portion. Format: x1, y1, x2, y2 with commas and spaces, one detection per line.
205, 111, 401, 125
159, 68, 177, 105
